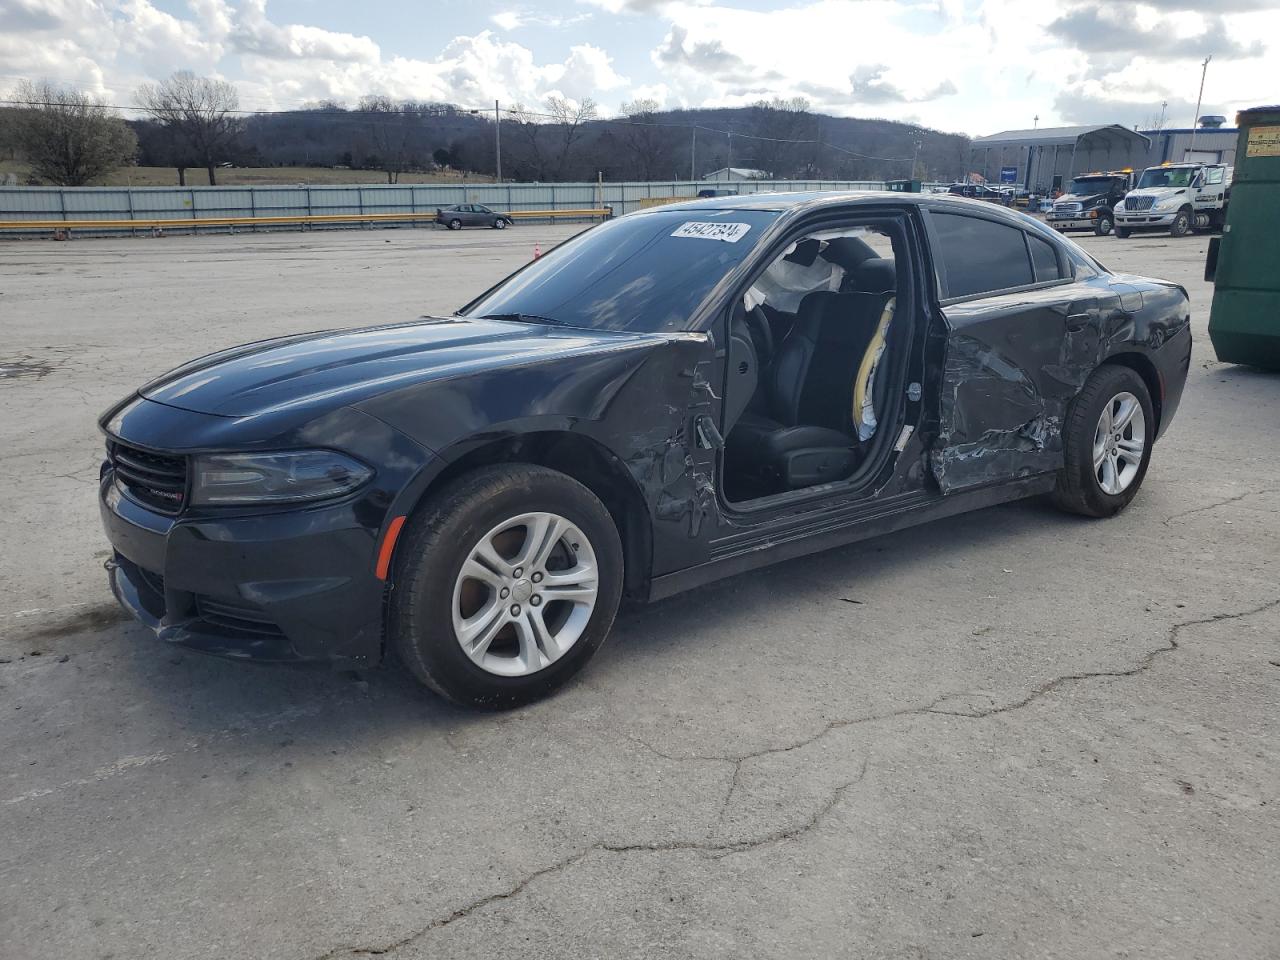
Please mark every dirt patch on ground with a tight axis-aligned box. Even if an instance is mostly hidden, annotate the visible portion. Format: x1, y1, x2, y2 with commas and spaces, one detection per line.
3, 603, 130, 648
0, 357, 56, 381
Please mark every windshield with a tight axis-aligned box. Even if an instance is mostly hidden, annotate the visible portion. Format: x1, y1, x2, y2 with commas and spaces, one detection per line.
461, 209, 780, 332
1068, 177, 1115, 194
1137, 167, 1195, 189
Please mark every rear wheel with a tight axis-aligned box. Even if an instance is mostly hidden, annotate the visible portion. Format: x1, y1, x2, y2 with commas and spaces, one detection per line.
1170, 209, 1192, 237
1052, 365, 1154, 518
448, 218, 462, 230
389, 464, 624, 708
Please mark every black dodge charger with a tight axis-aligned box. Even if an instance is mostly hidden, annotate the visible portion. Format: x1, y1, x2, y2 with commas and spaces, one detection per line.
99, 193, 1191, 707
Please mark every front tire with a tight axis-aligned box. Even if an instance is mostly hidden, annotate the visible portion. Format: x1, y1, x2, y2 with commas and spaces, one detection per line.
1114, 226, 1131, 238
1170, 209, 1191, 237
389, 464, 624, 708
1094, 213, 1113, 236
493, 218, 507, 230
1052, 365, 1154, 518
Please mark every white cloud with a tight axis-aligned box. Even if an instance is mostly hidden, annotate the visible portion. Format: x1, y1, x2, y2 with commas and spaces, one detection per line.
490, 10, 525, 30
0, 0, 1274, 134
227, 0, 378, 62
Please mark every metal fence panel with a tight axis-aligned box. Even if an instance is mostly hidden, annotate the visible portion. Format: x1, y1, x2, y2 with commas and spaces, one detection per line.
0, 179, 916, 235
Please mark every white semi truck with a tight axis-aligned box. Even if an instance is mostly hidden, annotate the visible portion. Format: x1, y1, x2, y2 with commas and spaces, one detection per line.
1113, 161, 1232, 238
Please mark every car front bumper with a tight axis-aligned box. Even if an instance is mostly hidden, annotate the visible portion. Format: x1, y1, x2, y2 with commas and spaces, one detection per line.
1115, 212, 1178, 228
100, 476, 390, 665
96, 397, 438, 667
1047, 216, 1096, 231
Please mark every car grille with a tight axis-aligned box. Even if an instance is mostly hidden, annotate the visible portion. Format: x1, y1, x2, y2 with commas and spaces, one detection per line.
1125, 196, 1156, 211
196, 595, 286, 637
1053, 202, 1082, 214
108, 440, 188, 514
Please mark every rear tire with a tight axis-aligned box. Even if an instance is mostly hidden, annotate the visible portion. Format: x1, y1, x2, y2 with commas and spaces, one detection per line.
448, 218, 462, 230
1114, 226, 1131, 238
389, 464, 624, 708
1052, 365, 1154, 518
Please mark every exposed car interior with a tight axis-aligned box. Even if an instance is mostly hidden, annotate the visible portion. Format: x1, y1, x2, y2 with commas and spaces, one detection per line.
721, 225, 903, 503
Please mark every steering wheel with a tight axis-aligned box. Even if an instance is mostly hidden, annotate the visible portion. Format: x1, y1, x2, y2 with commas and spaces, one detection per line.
743, 305, 775, 368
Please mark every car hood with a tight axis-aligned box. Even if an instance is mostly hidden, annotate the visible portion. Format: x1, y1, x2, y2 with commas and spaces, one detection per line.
1054, 191, 1106, 205
139, 316, 657, 418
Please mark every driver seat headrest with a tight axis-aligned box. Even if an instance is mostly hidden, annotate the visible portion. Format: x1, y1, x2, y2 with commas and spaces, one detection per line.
853, 258, 895, 294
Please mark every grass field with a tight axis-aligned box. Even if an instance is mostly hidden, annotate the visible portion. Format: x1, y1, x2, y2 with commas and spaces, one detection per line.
0, 160, 493, 187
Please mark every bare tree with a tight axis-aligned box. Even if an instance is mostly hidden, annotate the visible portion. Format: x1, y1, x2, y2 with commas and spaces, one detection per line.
547, 96, 597, 179
356, 95, 425, 183
749, 97, 814, 179
136, 71, 241, 185
619, 98, 676, 180
8, 80, 136, 185
507, 103, 549, 180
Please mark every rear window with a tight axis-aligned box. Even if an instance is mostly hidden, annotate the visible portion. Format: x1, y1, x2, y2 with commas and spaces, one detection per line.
931, 212, 1034, 298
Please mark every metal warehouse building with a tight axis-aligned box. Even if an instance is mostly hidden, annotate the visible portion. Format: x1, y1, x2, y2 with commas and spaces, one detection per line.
968, 124, 1152, 193
1139, 125, 1239, 166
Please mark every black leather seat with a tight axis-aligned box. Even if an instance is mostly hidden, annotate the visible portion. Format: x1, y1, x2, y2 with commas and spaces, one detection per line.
728, 258, 896, 492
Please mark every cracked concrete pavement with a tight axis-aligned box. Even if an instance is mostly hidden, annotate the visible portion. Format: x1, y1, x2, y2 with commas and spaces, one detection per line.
1, 224, 1277, 959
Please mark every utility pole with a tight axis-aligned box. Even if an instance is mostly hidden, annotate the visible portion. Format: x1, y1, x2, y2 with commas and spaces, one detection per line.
1033, 113, 1040, 129
494, 99, 502, 183
1158, 100, 1168, 131
690, 125, 696, 181
1188, 56, 1211, 157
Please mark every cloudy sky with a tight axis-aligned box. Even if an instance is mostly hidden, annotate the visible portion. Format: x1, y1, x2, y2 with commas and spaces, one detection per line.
1, 0, 1276, 135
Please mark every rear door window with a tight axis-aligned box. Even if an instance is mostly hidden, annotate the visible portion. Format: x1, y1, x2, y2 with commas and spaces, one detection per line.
1027, 232, 1064, 283
931, 212, 1034, 299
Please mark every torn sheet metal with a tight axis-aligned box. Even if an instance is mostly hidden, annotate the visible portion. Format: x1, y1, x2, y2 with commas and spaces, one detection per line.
931, 293, 1105, 494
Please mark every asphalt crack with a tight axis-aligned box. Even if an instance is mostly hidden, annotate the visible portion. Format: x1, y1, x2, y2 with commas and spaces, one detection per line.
317, 761, 869, 959
631, 598, 1280, 765
314, 598, 1279, 959
1163, 488, 1280, 526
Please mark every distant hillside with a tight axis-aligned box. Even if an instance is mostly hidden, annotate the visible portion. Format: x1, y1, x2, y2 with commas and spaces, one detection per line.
139, 101, 969, 185
2, 98, 969, 186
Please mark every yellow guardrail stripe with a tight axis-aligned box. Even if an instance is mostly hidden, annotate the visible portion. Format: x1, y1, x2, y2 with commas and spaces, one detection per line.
0, 209, 610, 231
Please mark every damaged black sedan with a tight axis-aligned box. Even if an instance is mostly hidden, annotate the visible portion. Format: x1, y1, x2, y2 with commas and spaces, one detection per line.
99, 193, 1191, 707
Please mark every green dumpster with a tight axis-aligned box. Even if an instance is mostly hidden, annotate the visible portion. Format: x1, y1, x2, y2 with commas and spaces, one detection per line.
1207, 105, 1280, 369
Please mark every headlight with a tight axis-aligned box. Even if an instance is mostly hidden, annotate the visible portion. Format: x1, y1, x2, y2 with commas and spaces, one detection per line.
190, 450, 373, 505
1154, 196, 1180, 211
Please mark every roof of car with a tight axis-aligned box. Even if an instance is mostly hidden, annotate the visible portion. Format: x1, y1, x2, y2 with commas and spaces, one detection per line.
656, 190, 1032, 221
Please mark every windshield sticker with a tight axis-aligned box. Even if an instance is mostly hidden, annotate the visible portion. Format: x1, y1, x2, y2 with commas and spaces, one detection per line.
672, 221, 752, 243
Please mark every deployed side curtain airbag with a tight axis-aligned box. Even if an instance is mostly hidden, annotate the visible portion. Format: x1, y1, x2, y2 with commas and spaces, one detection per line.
853, 298, 895, 442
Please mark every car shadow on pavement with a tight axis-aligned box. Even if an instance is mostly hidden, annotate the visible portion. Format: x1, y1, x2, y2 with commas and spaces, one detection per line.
56, 494, 1095, 756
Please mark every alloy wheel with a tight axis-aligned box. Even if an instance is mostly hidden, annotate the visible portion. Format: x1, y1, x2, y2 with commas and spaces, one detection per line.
1093, 391, 1146, 495
451, 512, 599, 677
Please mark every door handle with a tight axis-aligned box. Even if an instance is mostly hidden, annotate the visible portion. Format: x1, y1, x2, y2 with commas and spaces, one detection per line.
1065, 312, 1091, 332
